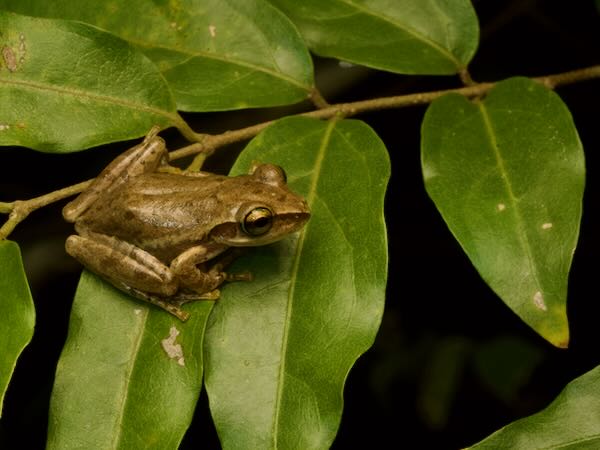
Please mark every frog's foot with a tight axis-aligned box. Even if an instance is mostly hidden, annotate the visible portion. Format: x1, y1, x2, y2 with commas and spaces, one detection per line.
122, 285, 224, 320
117, 283, 191, 322
157, 164, 211, 177
171, 289, 221, 306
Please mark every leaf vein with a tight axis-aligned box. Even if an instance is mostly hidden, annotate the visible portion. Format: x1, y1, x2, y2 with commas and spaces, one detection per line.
477, 101, 543, 299
0, 76, 177, 122
337, 0, 460, 66
136, 43, 311, 91
272, 119, 336, 447
110, 306, 149, 449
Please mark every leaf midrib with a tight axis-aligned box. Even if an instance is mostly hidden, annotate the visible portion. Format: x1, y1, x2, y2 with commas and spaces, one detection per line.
0, 76, 178, 122
477, 102, 543, 297
132, 39, 311, 91
110, 306, 149, 449
271, 119, 336, 448
544, 433, 600, 449
338, 0, 460, 67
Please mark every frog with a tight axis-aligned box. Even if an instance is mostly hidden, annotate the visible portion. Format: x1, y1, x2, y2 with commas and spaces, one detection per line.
62, 129, 310, 321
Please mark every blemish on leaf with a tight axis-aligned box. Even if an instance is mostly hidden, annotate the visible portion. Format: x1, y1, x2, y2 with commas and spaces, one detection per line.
2, 46, 17, 72
496, 203, 506, 212
161, 325, 185, 366
533, 291, 547, 311
0, 124, 10, 131
542, 223, 553, 230
209, 25, 217, 37
133, 308, 142, 316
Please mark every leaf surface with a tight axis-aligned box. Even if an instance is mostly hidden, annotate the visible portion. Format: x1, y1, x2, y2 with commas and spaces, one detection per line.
470, 365, 600, 449
0, 240, 35, 416
47, 271, 212, 449
0, 11, 178, 152
269, 0, 479, 74
1, 0, 314, 111
421, 77, 585, 347
204, 116, 390, 449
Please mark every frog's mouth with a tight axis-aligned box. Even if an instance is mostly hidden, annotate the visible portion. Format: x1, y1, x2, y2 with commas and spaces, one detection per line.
210, 212, 310, 247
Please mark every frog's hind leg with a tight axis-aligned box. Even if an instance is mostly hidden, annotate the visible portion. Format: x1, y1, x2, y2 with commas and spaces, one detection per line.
116, 285, 195, 321
66, 232, 178, 295
65, 232, 190, 319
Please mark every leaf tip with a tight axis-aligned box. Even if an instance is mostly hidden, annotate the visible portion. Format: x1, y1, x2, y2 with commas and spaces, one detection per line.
542, 321, 570, 349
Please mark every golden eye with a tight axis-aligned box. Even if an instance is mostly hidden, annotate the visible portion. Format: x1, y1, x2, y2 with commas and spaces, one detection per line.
242, 207, 273, 236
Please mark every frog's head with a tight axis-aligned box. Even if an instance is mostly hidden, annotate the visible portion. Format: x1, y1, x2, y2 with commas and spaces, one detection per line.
210, 164, 310, 246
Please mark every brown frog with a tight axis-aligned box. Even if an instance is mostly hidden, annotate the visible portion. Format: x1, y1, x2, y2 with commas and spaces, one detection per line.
63, 130, 310, 320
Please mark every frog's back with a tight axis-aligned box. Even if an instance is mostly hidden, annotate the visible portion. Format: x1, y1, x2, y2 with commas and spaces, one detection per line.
76, 173, 231, 260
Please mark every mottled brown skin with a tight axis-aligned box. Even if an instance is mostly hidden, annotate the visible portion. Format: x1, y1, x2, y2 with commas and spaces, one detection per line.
63, 130, 310, 320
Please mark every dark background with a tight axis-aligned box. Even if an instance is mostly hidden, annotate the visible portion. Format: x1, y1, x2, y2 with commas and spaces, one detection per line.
1, 1, 599, 448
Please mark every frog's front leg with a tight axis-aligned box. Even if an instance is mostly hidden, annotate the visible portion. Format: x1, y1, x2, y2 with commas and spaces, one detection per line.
170, 245, 252, 298
65, 231, 193, 320
63, 127, 168, 223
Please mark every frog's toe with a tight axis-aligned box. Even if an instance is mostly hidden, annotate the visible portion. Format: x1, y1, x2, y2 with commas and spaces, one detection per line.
172, 289, 221, 305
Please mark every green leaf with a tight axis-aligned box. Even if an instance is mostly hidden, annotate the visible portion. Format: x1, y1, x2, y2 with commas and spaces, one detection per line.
0, 11, 179, 152
0, 240, 35, 417
204, 117, 390, 449
421, 77, 585, 348
1, 0, 314, 111
268, 0, 479, 74
470, 365, 600, 449
48, 271, 212, 449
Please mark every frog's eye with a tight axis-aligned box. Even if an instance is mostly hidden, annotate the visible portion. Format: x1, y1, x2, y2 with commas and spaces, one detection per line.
242, 207, 273, 236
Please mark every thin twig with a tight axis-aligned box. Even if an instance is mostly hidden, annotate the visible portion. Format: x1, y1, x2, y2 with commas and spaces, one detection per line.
459, 68, 476, 86
170, 64, 600, 161
170, 122, 274, 160
534, 65, 600, 89
309, 87, 331, 109
2, 64, 599, 239
172, 113, 207, 143
0, 180, 92, 239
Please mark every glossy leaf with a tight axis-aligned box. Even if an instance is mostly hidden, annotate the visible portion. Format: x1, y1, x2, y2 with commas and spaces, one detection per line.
48, 271, 212, 449
0, 240, 35, 417
1, 0, 314, 111
421, 77, 585, 348
204, 117, 390, 449
268, 0, 479, 74
470, 365, 600, 449
0, 11, 178, 152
